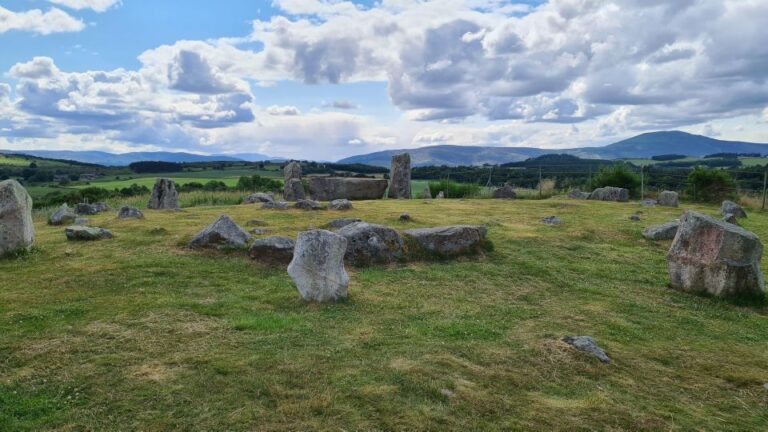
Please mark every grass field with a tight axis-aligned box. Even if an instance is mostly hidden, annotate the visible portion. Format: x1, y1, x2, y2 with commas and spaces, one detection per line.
2, 199, 767, 430
626, 157, 768, 167
0, 155, 74, 168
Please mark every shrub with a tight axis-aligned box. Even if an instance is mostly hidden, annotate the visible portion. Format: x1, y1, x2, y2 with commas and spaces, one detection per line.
427, 180, 481, 198
590, 164, 641, 196
651, 154, 687, 161
686, 167, 736, 202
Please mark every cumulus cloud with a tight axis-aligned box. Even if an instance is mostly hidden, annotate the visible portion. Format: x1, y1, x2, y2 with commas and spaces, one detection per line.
0, 6, 84, 35
48, 0, 122, 13
267, 105, 301, 116
331, 100, 358, 110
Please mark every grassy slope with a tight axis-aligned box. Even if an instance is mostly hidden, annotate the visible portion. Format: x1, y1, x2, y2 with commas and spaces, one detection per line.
627, 157, 768, 167
1, 199, 767, 430
0, 155, 73, 168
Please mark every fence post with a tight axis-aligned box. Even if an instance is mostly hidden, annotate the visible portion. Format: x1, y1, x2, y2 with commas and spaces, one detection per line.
762, 167, 767, 210
538, 167, 543, 199
640, 165, 644, 200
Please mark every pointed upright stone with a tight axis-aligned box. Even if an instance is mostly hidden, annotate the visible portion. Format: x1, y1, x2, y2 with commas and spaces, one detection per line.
388, 153, 411, 199
288, 230, 349, 302
148, 178, 179, 210
283, 162, 305, 201
0, 180, 35, 256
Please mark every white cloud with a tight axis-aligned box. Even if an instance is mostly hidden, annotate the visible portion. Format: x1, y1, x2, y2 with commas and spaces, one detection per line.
48, 0, 122, 13
267, 105, 301, 116
0, 6, 84, 35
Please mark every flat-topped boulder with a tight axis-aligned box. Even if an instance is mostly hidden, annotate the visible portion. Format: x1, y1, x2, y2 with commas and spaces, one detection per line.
65, 226, 113, 241
294, 199, 325, 210
721, 200, 746, 219
589, 187, 629, 202
642, 221, 679, 240
336, 222, 405, 265
388, 153, 411, 199
49, 204, 77, 226
262, 201, 289, 210
189, 215, 251, 249
329, 199, 353, 211
288, 230, 349, 302
667, 211, 764, 300
309, 177, 388, 201
493, 185, 517, 199
117, 206, 144, 219
148, 178, 179, 210
326, 218, 362, 230
403, 225, 487, 257
243, 192, 274, 204
658, 191, 679, 207
249, 236, 295, 264
0, 180, 34, 255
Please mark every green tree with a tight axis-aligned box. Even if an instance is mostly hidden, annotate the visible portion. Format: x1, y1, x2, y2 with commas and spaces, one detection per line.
590, 164, 641, 196
686, 167, 735, 202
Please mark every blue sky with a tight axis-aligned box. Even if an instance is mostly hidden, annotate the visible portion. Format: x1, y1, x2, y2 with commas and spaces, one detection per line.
1, 0, 766, 160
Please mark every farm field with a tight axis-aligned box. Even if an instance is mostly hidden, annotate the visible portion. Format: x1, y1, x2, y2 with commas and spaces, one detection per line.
626, 157, 768, 167
1, 198, 767, 430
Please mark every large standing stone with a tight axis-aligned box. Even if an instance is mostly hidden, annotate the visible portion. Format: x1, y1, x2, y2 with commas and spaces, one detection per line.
243, 192, 274, 204
248, 236, 295, 264
189, 215, 251, 249
117, 206, 144, 219
493, 185, 517, 199
148, 178, 180, 210
336, 222, 405, 265
308, 177, 388, 201
49, 204, 77, 226
588, 187, 629, 202
65, 226, 113, 241
658, 191, 679, 207
667, 211, 764, 300
642, 221, 679, 240
403, 226, 487, 257
283, 162, 305, 201
288, 230, 349, 302
388, 153, 411, 199
0, 180, 34, 255
721, 200, 747, 219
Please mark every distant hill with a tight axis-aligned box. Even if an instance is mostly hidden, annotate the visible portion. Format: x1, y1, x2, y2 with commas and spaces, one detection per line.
0, 150, 275, 166
339, 131, 768, 166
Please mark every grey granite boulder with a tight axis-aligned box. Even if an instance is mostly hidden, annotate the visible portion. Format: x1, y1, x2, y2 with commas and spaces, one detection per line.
309, 177, 388, 201
436, 191, 445, 199
243, 192, 274, 204
588, 187, 629, 202
403, 225, 487, 257
720, 200, 746, 219
294, 199, 325, 210
75, 203, 100, 215
65, 226, 113, 241
493, 185, 517, 199
723, 213, 738, 225
262, 201, 289, 210
541, 216, 563, 226
658, 191, 679, 207
189, 215, 251, 249
329, 199, 353, 211
288, 230, 349, 302
248, 236, 295, 264
117, 206, 144, 219
399, 213, 412, 222
336, 222, 405, 265
148, 178, 179, 210
388, 153, 411, 199
667, 211, 764, 300
419, 185, 432, 200
563, 336, 611, 363
0, 180, 35, 255
642, 221, 679, 240
49, 204, 77, 226
326, 218, 362, 230
283, 178, 305, 202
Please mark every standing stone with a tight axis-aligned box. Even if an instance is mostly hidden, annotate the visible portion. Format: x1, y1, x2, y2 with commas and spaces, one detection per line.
49, 204, 77, 226
283, 162, 305, 201
148, 178, 179, 210
588, 187, 629, 202
388, 153, 411, 199
420, 185, 432, 200
0, 180, 34, 256
308, 177, 388, 201
658, 191, 679, 207
720, 200, 747, 219
667, 211, 764, 300
288, 230, 349, 302
189, 215, 251, 249
436, 191, 445, 199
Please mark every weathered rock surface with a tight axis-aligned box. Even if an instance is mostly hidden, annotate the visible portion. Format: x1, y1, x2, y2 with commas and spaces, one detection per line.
93, 202, 109, 213
262, 201, 289, 210
629, 214, 641, 221
329, 199, 353, 211
284, 161, 302, 181
148, 178, 180, 210
49, 204, 77, 226
249, 236, 295, 264
336, 222, 405, 265
567, 190, 590, 200
75, 203, 100, 215
642, 221, 679, 240
243, 192, 274, 204
721, 200, 747, 219
309, 177, 388, 201
667, 211, 764, 300
294, 199, 325, 211
326, 218, 362, 230
493, 185, 517, 199
563, 336, 611, 363
436, 191, 445, 199
658, 191, 679, 207
541, 216, 563, 226
588, 187, 629, 202
723, 213, 738, 224
189, 215, 251, 249
117, 206, 144, 219
65, 226, 113, 241
403, 225, 487, 257
283, 178, 305, 202
388, 153, 411, 199
399, 213, 412, 222
288, 230, 349, 302
0, 180, 34, 255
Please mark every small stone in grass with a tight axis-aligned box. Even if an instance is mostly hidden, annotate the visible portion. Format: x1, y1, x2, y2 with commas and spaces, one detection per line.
562, 336, 611, 364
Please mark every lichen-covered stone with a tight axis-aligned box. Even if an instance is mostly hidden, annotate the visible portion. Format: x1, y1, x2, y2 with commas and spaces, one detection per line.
288, 230, 349, 302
